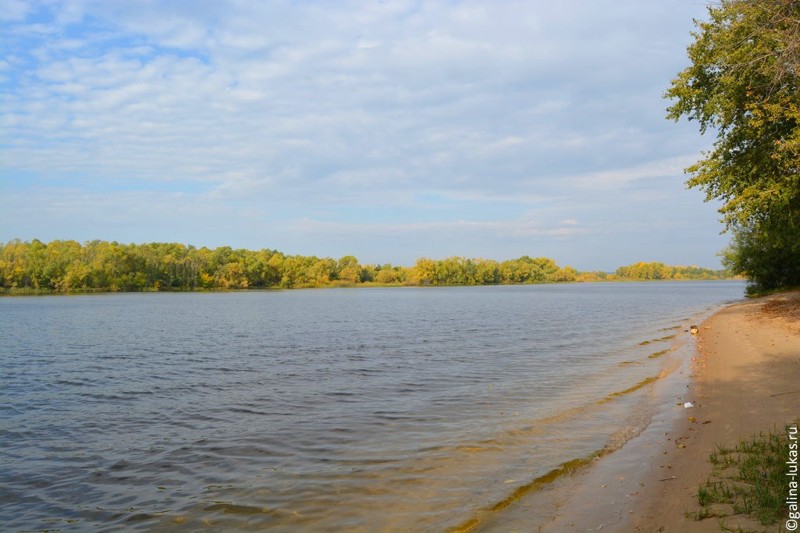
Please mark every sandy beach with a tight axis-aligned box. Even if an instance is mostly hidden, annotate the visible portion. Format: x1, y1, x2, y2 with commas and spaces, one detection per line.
630, 290, 800, 532
478, 289, 800, 532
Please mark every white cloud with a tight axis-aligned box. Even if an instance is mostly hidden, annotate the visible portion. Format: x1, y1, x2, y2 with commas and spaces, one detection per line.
566, 155, 699, 191
0, 0, 32, 21
0, 0, 727, 268
287, 216, 586, 242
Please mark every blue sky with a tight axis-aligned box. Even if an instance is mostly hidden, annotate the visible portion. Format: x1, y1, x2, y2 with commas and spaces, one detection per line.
0, 1, 726, 270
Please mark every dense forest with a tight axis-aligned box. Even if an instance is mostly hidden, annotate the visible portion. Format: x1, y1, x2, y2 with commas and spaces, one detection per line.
0, 239, 731, 293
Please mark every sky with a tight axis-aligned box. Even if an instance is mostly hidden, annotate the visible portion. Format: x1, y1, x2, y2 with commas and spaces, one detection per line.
0, 0, 727, 271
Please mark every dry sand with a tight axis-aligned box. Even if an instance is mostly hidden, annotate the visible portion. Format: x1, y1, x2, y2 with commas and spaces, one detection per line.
630, 290, 800, 533
479, 290, 800, 533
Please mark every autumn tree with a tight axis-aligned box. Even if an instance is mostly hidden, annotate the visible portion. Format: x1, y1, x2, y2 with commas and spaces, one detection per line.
667, 0, 800, 292
409, 258, 437, 285
0, 240, 731, 292
336, 255, 362, 283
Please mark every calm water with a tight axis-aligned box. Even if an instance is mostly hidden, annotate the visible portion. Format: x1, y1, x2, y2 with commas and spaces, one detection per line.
0, 282, 744, 531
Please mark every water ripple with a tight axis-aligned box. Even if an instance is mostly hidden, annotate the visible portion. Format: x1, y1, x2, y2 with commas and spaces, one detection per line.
0, 282, 744, 531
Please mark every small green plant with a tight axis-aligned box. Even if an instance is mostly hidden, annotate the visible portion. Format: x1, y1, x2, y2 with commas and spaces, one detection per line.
694, 423, 796, 529
699, 485, 712, 506
710, 449, 720, 466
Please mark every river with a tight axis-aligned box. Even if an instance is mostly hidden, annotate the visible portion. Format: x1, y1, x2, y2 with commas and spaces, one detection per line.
0, 281, 744, 531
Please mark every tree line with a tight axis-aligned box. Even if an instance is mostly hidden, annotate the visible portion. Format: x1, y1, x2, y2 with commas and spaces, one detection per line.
0, 239, 730, 293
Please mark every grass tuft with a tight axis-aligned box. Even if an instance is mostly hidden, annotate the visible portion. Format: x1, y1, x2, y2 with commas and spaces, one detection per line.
694, 423, 797, 529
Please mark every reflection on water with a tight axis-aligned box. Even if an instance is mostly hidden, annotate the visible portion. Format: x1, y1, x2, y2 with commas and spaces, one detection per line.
0, 282, 744, 531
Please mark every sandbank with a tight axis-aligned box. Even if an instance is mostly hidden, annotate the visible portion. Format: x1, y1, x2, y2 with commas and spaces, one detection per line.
477, 290, 800, 532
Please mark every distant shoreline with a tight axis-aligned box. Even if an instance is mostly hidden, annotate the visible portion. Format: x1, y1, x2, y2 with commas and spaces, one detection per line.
1, 239, 733, 294
0, 277, 743, 297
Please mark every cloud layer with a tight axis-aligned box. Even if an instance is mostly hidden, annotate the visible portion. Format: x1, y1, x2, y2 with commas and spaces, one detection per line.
0, 1, 725, 269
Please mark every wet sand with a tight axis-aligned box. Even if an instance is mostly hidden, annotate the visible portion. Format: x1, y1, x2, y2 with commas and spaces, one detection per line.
478, 290, 800, 532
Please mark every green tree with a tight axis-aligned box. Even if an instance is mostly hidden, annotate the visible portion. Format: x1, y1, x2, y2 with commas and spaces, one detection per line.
667, 0, 800, 292
336, 255, 362, 284
473, 258, 501, 284
435, 257, 468, 285
720, 223, 798, 290
309, 258, 337, 286
359, 264, 378, 283
374, 264, 404, 284
280, 255, 316, 288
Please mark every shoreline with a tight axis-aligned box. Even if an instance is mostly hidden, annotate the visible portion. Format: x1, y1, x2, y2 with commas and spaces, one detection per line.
477, 290, 799, 532
0, 278, 742, 296
630, 289, 800, 532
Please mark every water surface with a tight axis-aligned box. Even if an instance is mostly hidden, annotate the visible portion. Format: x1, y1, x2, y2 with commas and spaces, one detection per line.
0, 282, 744, 531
